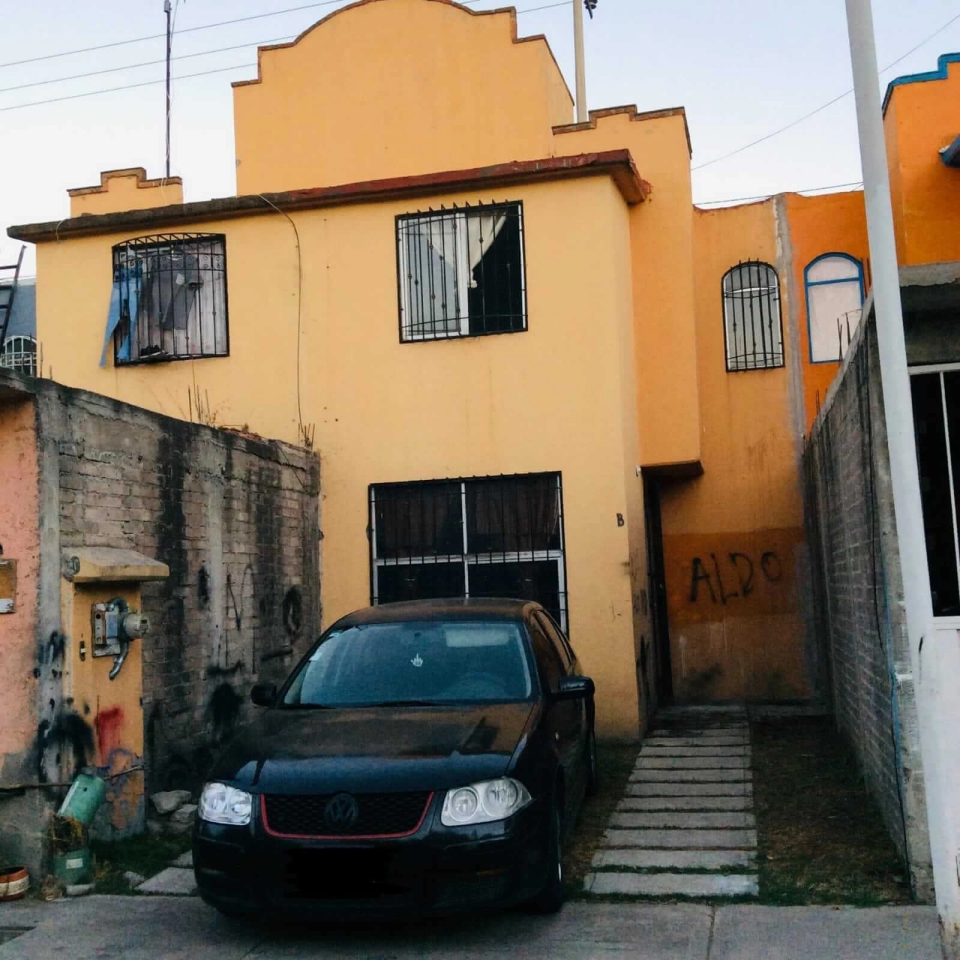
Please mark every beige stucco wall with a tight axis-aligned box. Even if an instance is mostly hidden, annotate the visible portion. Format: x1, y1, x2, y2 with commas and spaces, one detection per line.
35, 174, 645, 736
233, 0, 573, 194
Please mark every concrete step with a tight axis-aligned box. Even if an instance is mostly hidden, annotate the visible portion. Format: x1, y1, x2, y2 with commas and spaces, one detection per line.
644, 737, 748, 748
636, 756, 750, 770
657, 704, 748, 716
627, 782, 753, 797
609, 811, 756, 830
618, 796, 753, 812
602, 828, 757, 849
137, 867, 197, 897
584, 871, 758, 898
631, 769, 751, 783
593, 848, 755, 871
641, 745, 751, 757
648, 729, 749, 739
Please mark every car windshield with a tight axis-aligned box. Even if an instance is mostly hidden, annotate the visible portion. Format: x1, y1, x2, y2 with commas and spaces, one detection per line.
282, 620, 534, 708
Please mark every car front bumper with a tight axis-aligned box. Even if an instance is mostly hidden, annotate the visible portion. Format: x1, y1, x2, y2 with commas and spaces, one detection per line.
193, 796, 549, 919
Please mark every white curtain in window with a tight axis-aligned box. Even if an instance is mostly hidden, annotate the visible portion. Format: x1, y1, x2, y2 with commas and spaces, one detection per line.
806, 256, 863, 362
401, 216, 463, 334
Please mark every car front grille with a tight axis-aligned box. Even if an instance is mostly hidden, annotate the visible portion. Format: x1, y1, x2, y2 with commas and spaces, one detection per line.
262, 792, 433, 838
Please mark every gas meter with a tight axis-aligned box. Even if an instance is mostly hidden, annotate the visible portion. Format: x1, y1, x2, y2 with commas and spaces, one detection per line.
90, 598, 150, 679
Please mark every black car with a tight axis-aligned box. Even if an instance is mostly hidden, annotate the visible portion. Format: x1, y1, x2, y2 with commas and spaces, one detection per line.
193, 598, 597, 919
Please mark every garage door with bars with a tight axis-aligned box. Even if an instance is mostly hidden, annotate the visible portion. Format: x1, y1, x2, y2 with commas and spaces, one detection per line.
369, 473, 568, 631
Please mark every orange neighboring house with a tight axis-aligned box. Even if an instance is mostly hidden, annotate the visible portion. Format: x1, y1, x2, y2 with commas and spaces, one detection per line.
6, 0, 960, 735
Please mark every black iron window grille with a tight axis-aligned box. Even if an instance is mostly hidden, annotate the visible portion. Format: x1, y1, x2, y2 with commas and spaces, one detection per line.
722, 261, 784, 372
396, 202, 527, 342
111, 234, 228, 364
0, 335, 37, 376
369, 473, 567, 631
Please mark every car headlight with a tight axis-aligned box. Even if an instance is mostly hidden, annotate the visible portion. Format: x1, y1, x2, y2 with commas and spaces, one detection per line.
198, 782, 253, 826
441, 778, 532, 827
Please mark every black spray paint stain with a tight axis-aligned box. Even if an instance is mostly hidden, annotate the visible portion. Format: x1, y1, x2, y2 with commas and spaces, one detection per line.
208, 683, 243, 744
282, 587, 303, 637
198, 566, 211, 607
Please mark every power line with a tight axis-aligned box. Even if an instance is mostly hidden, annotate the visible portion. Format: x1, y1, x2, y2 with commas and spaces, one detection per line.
0, 1, 342, 69
0, 35, 295, 95
696, 180, 864, 207
692, 9, 960, 172
0, 2, 571, 110
0, 63, 256, 113
0, 0, 570, 72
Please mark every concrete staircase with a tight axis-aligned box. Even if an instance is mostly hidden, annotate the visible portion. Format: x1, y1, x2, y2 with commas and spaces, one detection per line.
583, 704, 759, 899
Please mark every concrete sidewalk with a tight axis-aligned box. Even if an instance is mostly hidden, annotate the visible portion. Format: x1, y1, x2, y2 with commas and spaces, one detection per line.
0, 896, 940, 959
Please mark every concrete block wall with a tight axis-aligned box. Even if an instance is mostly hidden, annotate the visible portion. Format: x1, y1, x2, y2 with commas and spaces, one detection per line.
35, 381, 321, 795
804, 319, 933, 899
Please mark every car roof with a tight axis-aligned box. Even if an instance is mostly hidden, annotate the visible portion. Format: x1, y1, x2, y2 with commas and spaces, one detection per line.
330, 597, 542, 629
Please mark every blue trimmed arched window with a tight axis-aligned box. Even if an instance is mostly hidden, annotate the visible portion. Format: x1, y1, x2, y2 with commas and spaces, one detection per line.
805, 253, 864, 363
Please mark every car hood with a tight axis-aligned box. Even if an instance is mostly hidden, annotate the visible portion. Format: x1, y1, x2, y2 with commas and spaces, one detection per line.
210, 701, 537, 795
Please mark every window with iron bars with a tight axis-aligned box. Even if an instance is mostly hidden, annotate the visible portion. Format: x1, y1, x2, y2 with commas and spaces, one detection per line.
396, 202, 527, 342
0, 335, 37, 376
110, 234, 228, 364
369, 473, 567, 631
722, 261, 784, 372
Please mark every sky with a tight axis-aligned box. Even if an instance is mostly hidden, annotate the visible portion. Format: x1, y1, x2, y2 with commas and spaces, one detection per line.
2, 0, 959, 278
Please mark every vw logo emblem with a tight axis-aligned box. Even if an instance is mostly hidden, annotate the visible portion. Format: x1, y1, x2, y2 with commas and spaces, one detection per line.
324, 793, 360, 829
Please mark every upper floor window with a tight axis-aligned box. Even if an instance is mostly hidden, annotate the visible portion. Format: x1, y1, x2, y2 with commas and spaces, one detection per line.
0, 335, 37, 376
397, 202, 526, 342
722, 261, 783, 372
107, 234, 228, 365
805, 253, 864, 363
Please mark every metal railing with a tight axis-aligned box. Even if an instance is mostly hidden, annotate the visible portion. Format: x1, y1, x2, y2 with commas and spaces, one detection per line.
369, 473, 567, 630
722, 260, 784, 371
396, 202, 526, 342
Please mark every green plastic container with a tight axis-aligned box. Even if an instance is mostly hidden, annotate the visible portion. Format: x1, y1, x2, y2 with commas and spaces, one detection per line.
52, 848, 91, 886
58, 774, 106, 826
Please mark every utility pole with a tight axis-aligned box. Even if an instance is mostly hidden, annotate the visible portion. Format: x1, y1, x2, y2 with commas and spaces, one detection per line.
844, 0, 960, 955
164, 0, 172, 179
573, 0, 587, 123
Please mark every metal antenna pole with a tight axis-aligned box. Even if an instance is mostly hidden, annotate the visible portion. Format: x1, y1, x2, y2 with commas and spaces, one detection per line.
164, 0, 172, 179
573, 0, 587, 123
845, 0, 960, 954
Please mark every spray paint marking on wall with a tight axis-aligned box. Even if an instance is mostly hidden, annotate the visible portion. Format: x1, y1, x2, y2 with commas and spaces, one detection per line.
689, 551, 784, 604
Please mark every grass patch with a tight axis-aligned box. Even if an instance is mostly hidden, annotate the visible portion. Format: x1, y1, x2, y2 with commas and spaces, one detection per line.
751, 716, 912, 906
563, 740, 638, 894
90, 834, 192, 894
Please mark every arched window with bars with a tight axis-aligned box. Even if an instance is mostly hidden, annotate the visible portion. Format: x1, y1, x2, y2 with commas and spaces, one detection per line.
722, 261, 784, 372
0, 335, 37, 376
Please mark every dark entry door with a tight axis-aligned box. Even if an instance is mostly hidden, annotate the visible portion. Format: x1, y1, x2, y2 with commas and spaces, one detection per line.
644, 476, 673, 702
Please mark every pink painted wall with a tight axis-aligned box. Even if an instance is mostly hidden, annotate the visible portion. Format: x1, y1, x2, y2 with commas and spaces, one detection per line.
0, 396, 39, 765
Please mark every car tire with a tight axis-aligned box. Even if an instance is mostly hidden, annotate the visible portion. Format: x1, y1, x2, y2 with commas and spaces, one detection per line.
528, 797, 565, 914
585, 727, 599, 797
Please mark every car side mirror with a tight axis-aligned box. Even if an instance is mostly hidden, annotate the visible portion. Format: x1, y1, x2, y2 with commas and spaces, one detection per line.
250, 683, 278, 707
553, 675, 595, 701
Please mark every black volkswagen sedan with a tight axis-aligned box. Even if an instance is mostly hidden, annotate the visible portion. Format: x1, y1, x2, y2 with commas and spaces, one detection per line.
193, 598, 597, 919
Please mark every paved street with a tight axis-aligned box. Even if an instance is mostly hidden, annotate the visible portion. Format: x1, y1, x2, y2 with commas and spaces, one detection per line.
0, 897, 940, 959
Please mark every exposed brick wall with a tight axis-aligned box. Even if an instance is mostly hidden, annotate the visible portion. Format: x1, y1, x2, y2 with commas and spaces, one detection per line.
38, 382, 320, 793
803, 318, 933, 899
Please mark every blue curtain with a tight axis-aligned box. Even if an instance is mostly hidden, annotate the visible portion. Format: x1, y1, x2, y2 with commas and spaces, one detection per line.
100, 262, 140, 366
